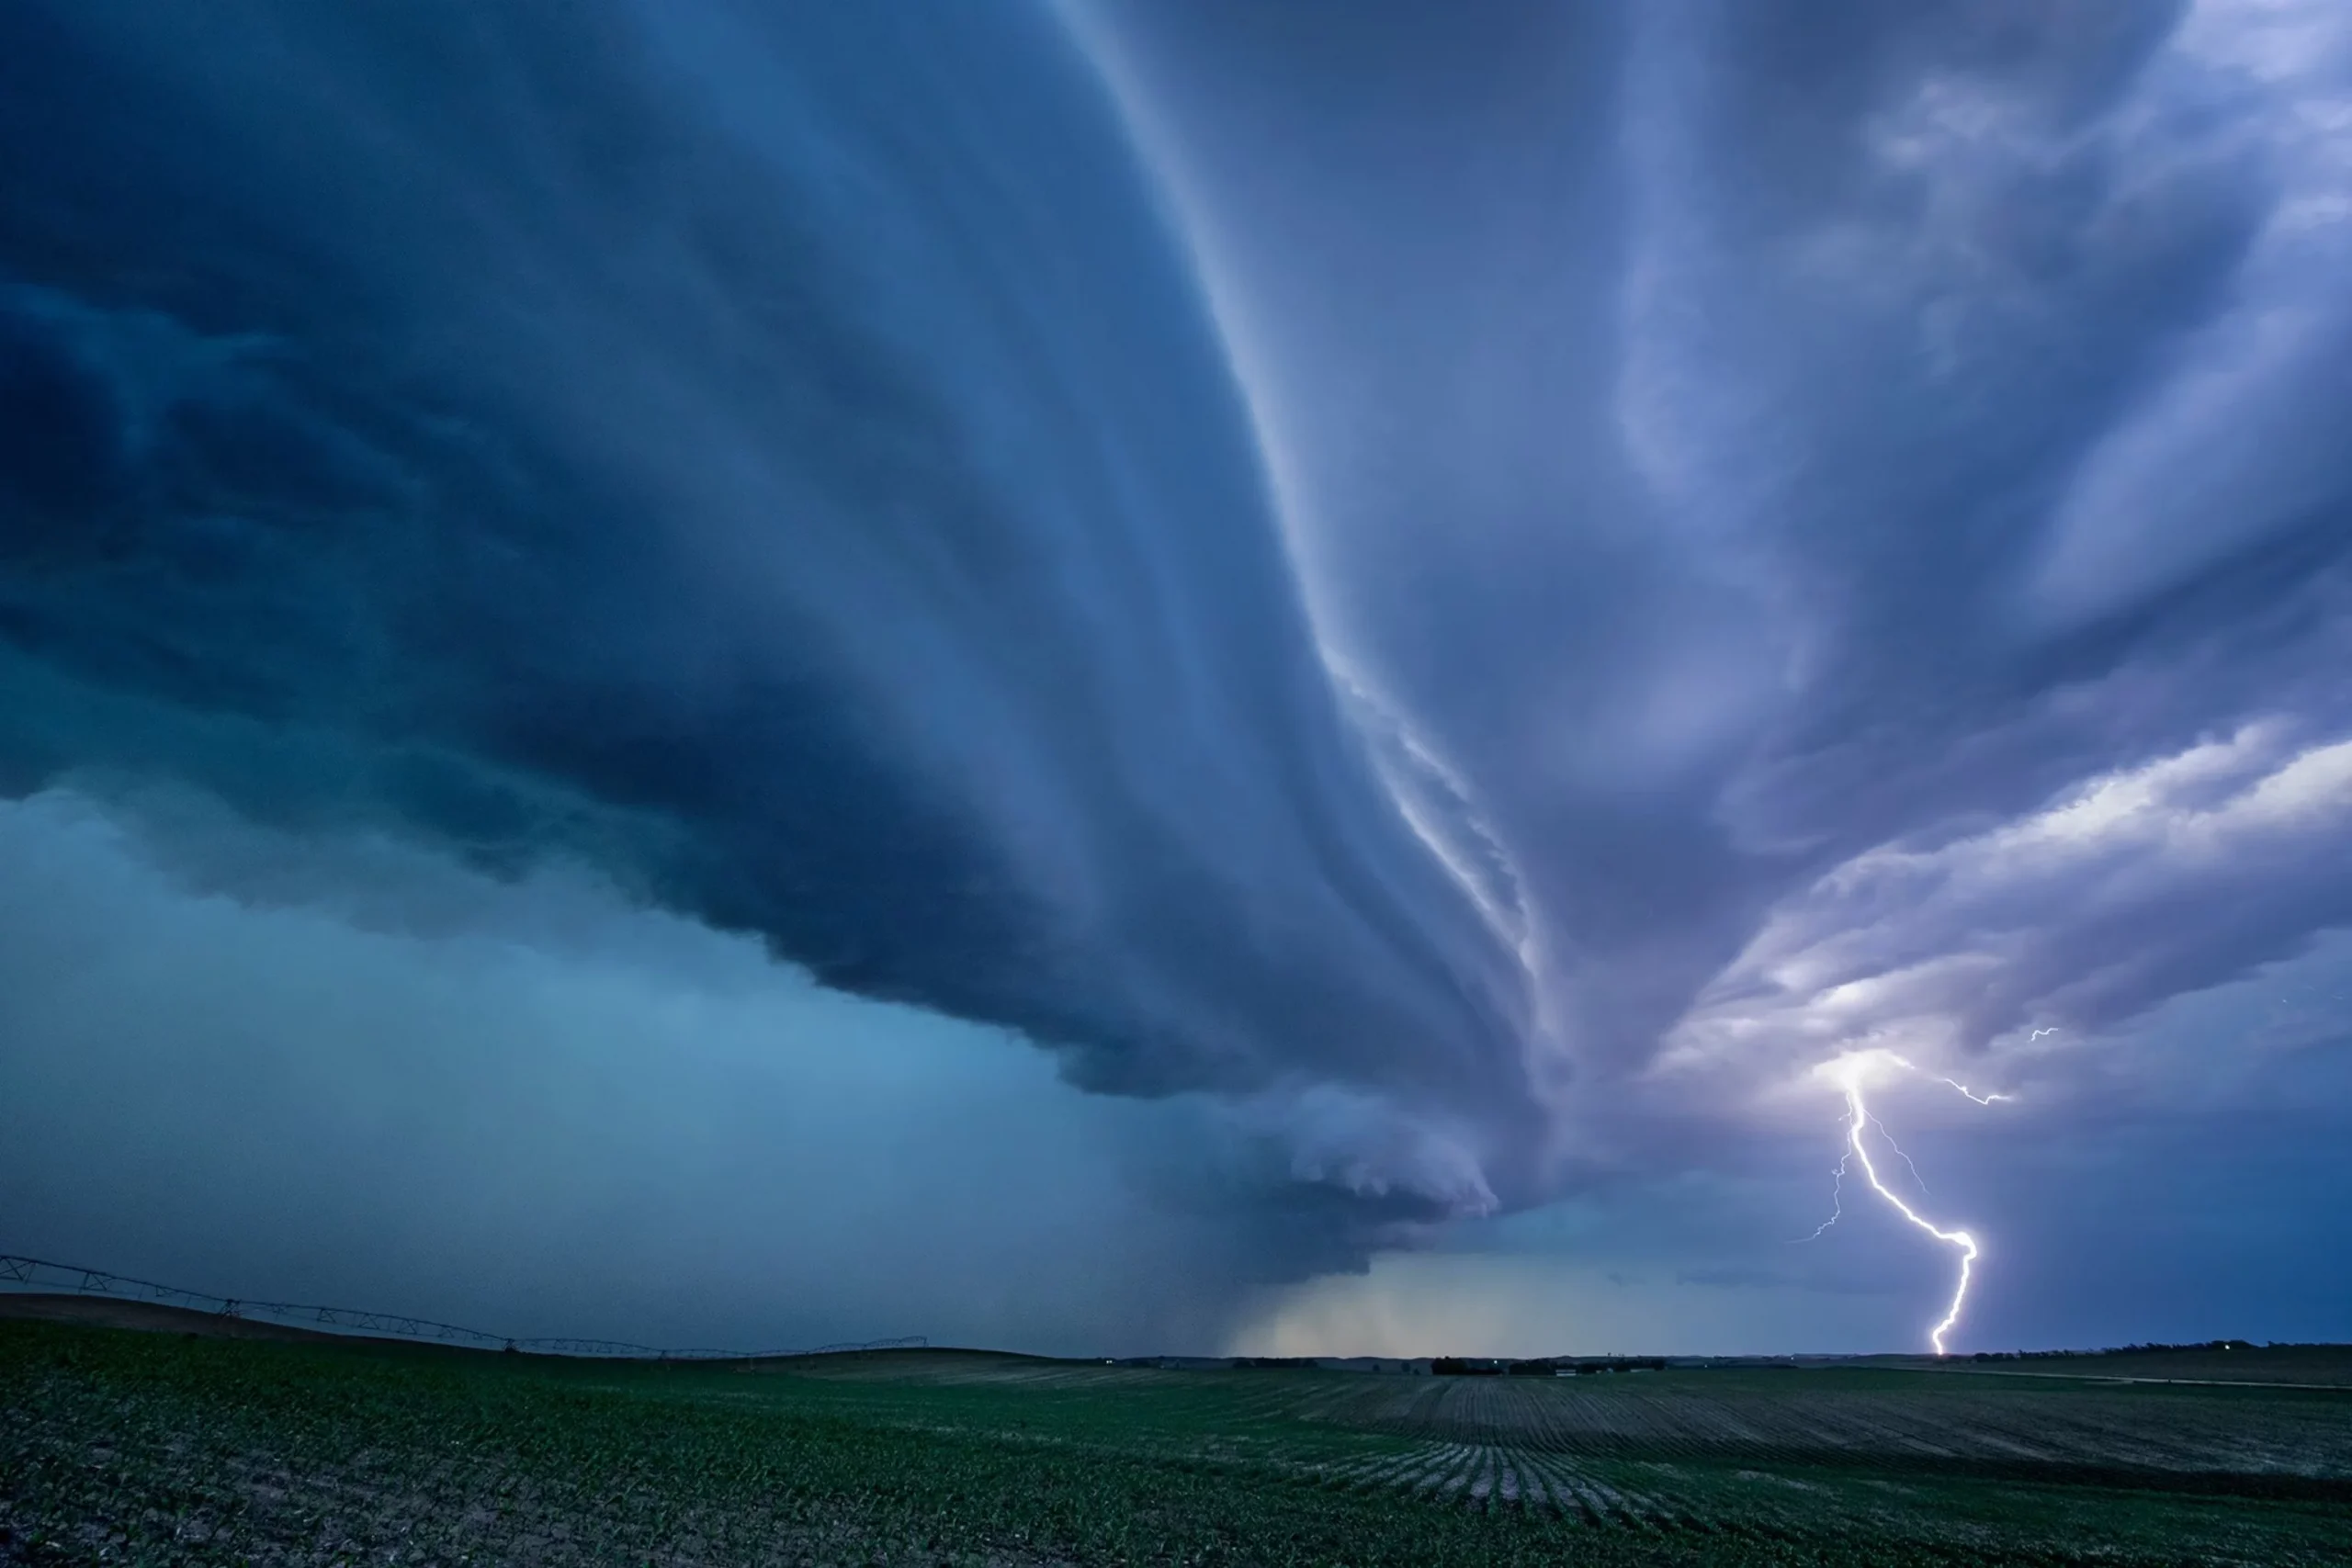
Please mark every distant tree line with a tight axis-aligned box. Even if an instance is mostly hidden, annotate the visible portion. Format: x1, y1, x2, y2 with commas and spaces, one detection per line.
1966, 1339, 2261, 1362
1432, 1357, 1668, 1376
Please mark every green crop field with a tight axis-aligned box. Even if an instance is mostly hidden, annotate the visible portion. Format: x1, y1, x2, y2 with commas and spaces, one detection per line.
5, 1316, 2349, 1567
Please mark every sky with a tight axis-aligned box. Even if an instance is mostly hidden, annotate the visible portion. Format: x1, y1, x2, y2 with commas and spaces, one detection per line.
1, 0, 2347, 1359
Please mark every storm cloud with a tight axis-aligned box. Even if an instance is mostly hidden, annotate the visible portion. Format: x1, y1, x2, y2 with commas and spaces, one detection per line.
0, 0, 1537, 1225
1088, 0, 2352, 1116
5, 0, 2351, 1350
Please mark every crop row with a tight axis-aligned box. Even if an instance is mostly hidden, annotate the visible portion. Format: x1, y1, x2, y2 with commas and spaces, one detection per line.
1188, 1362, 2352, 1480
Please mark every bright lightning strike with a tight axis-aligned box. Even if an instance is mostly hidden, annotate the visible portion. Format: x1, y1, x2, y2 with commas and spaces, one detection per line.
1802, 1050, 2007, 1356
1868, 1114, 1932, 1192
1795, 1147, 1850, 1241
1931, 1077, 2008, 1107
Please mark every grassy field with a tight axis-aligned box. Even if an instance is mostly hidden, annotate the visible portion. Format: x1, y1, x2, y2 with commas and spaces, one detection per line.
1906, 1346, 2352, 1388
5, 1317, 2349, 1566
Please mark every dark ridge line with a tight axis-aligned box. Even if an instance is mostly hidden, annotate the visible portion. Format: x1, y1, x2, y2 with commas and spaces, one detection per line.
0, 1252, 924, 1361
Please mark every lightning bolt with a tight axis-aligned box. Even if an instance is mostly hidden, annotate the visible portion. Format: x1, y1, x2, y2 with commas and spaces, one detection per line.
1867, 1114, 1932, 1192
1929, 1077, 2008, 1107
2030, 1027, 2059, 1041
1794, 1146, 1850, 1241
1803, 1051, 2006, 1356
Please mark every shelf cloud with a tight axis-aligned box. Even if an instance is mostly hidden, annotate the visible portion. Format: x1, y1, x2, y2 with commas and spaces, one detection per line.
5, 0, 2350, 1349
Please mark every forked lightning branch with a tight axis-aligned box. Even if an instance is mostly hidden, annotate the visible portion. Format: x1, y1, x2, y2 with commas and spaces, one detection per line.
1801, 1050, 2011, 1356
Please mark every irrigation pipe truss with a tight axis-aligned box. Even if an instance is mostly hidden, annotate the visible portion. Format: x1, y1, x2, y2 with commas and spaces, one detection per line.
0, 1253, 925, 1361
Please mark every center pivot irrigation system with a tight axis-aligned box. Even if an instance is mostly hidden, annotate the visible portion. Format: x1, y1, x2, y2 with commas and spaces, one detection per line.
0, 1254, 925, 1361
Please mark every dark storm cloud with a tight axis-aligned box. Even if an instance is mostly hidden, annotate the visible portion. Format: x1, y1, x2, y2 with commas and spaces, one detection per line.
9, 0, 2352, 1352
0, 0, 1538, 1213
1084, 0, 2352, 1134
